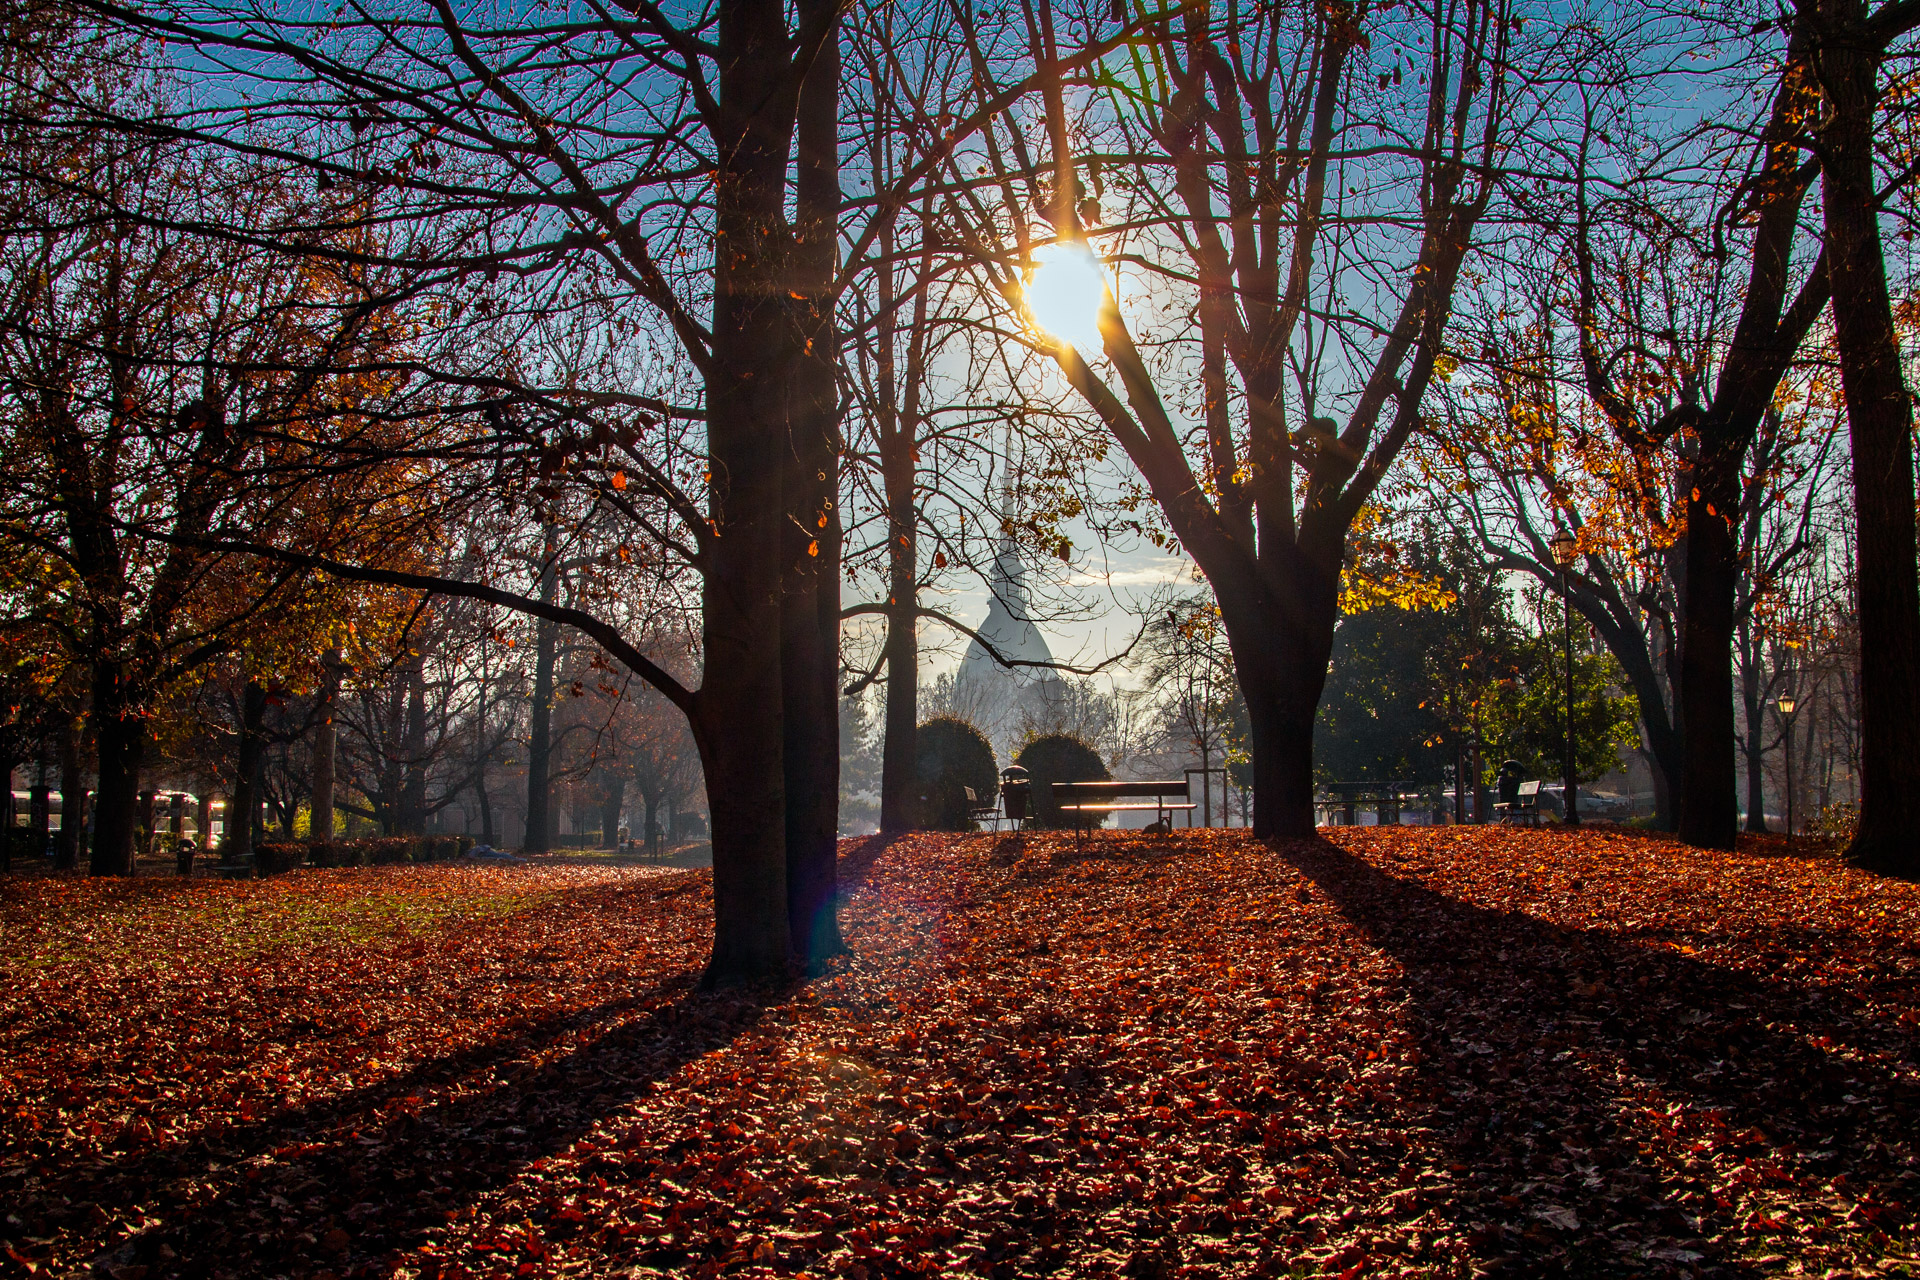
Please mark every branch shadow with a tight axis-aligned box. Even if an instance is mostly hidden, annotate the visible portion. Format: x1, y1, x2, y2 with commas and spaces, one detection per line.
1275, 836, 1916, 1273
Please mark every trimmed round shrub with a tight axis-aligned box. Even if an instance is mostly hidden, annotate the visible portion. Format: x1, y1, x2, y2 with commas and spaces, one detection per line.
914, 717, 999, 830
1016, 733, 1111, 829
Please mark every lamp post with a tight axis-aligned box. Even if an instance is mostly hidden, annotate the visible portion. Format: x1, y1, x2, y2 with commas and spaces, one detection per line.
1776, 692, 1797, 838
1549, 531, 1579, 827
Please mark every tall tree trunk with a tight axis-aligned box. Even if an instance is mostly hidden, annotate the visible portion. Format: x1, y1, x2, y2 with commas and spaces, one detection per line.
873, 215, 934, 835
1816, 0, 1920, 874
399, 652, 427, 834
310, 648, 340, 842
1220, 547, 1339, 839
879, 460, 918, 832
1677, 470, 1742, 848
1672, 25, 1824, 850
1744, 717, 1769, 833
476, 777, 495, 844
688, 0, 809, 985
89, 659, 143, 876
600, 776, 624, 848
1740, 628, 1770, 833
525, 544, 558, 853
54, 714, 83, 870
223, 681, 267, 864
471, 662, 492, 842
1, 757, 14, 872
782, 0, 845, 968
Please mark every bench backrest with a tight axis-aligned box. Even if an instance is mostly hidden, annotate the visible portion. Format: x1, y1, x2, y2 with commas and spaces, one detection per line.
1050, 780, 1189, 800
1517, 780, 1541, 799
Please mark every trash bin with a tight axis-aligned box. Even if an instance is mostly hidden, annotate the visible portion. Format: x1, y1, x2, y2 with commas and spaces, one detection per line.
999, 766, 1031, 828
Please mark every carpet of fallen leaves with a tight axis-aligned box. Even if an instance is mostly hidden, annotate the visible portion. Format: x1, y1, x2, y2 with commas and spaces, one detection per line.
2, 828, 1917, 1280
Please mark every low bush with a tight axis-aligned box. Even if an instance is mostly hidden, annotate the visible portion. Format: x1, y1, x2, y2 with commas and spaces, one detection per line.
914, 718, 999, 830
298, 835, 477, 868
1016, 734, 1111, 829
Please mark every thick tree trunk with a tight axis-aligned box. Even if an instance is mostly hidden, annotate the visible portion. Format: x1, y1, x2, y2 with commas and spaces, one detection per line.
690, 0, 808, 986
89, 660, 143, 876
693, 633, 789, 984
1677, 480, 1741, 848
223, 681, 267, 864
600, 776, 624, 848
878, 479, 918, 831
476, 777, 495, 845
54, 715, 83, 870
525, 552, 558, 853
311, 651, 339, 843
1817, 0, 1920, 875
782, 3, 845, 968
1220, 547, 1339, 840
1671, 25, 1822, 851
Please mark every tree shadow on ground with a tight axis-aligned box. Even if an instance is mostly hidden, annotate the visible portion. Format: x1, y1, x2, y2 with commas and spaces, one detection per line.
1276, 836, 1916, 1276
66, 901, 782, 1278
835, 832, 915, 891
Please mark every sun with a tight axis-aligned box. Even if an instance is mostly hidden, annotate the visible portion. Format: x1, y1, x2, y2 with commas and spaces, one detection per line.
1024, 242, 1111, 353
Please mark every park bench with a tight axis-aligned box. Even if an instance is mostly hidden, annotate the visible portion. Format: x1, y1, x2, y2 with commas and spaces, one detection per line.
1050, 780, 1195, 845
1317, 781, 1411, 827
1495, 779, 1543, 827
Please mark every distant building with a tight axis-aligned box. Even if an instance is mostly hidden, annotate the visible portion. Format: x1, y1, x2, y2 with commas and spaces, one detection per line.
953, 525, 1063, 758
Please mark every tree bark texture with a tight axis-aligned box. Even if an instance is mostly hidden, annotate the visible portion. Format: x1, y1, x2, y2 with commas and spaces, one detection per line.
310, 650, 340, 842
688, 0, 815, 985
1674, 26, 1825, 851
524, 551, 558, 853
224, 681, 267, 864
89, 660, 144, 876
55, 715, 84, 870
400, 652, 428, 834
782, 2, 846, 968
1816, 0, 1920, 875
1678, 496, 1740, 848
1741, 629, 1770, 833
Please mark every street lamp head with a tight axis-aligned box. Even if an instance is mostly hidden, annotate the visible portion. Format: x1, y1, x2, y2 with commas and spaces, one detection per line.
1776, 693, 1797, 716
1549, 530, 1577, 567
1024, 242, 1110, 352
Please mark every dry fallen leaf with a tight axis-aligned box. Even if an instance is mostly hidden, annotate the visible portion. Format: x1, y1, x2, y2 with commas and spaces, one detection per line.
3, 828, 1915, 1278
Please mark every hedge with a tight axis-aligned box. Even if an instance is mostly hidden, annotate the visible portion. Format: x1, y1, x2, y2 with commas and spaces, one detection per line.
253, 834, 476, 875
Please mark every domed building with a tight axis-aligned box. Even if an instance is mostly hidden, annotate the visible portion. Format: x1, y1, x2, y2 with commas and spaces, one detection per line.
952, 509, 1064, 758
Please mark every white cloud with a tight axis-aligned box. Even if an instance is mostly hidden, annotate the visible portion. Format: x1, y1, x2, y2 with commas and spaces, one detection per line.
1069, 557, 1199, 588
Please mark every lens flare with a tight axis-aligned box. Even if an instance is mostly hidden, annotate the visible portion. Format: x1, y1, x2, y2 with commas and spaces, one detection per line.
1024, 242, 1110, 353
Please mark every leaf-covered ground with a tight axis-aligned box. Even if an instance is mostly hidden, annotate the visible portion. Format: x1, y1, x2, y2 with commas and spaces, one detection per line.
2, 828, 1916, 1279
